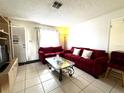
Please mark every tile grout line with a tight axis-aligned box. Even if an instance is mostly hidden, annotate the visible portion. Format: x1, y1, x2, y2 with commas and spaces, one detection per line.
17, 63, 53, 93
44, 65, 65, 93
52, 71, 82, 93
89, 77, 118, 93
68, 70, 97, 91
15, 65, 26, 93
46, 64, 70, 93
37, 64, 47, 93
24, 64, 40, 93
109, 80, 118, 93
24, 64, 44, 92
18, 63, 122, 93
19, 64, 92, 93
47, 66, 93, 93
51, 75, 66, 93
69, 75, 96, 93
47, 66, 67, 93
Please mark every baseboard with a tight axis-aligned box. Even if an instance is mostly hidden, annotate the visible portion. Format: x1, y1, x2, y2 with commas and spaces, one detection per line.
19, 59, 40, 66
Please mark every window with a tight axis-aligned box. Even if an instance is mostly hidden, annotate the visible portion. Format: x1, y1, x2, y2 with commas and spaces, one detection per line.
39, 29, 60, 47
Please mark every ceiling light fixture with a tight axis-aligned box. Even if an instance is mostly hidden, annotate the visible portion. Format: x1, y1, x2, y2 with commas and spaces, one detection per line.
52, 1, 62, 9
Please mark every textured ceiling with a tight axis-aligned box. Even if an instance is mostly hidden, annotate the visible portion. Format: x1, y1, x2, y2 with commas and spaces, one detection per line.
0, 0, 124, 26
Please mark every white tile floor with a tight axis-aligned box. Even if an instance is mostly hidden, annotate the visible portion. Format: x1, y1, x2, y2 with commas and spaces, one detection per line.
12, 62, 124, 93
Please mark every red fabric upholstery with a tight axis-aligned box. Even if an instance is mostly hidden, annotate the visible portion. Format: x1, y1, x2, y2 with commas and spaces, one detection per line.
64, 50, 72, 53
71, 47, 89, 56
108, 51, 124, 71
45, 53, 56, 57
62, 47, 108, 77
79, 58, 94, 73
69, 55, 82, 62
53, 46, 63, 52
39, 47, 53, 53
64, 53, 72, 60
90, 49, 106, 60
109, 64, 124, 71
38, 46, 63, 64
59, 50, 72, 57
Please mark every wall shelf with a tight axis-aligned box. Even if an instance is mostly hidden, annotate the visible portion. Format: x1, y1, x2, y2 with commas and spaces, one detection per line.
0, 30, 9, 35
0, 16, 9, 24
0, 37, 7, 40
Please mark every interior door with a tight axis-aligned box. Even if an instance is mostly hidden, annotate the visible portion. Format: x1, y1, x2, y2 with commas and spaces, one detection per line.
109, 19, 124, 52
12, 27, 27, 63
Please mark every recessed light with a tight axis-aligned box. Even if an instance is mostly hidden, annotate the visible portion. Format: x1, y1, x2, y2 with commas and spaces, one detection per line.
52, 1, 62, 9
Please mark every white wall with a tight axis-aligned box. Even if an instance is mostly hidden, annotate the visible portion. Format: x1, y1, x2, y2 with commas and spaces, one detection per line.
68, 8, 124, 51
11, 20, 40, 61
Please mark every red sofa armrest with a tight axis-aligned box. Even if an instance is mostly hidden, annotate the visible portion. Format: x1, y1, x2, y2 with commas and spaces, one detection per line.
39, 51, 45, 57
39, 51, 44, 54
92, 56, 109, 77
38, 51, 45, 64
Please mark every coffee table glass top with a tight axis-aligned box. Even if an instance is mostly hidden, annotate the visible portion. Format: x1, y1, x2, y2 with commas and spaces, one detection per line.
46, 57, 75, 70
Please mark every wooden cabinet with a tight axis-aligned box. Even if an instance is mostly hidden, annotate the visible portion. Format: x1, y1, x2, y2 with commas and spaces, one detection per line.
0, 58, 18, 93
8, 58, 18, 93
0, 16, 17, 93
0, 16, 12, 60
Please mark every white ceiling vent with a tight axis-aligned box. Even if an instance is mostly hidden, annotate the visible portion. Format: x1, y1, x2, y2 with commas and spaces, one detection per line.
52, 1, 62, 9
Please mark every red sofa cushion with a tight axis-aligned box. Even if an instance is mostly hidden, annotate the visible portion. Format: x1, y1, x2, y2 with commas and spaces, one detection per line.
64, 53, 72, 60
69, 55, 81, 62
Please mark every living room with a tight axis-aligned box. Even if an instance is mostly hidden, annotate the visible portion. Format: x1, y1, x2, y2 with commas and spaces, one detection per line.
0, 0, 124, 93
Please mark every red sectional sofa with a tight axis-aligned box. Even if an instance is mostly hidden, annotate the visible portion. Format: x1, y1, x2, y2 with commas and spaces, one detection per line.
38, 46, 64, 64
60, 47, 108, 78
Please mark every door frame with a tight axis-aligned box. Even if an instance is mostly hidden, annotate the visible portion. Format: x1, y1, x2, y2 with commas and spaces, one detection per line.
11, 26, 27, 62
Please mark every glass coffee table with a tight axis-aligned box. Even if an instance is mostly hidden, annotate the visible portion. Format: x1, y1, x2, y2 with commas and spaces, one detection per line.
46, 57, 75, 81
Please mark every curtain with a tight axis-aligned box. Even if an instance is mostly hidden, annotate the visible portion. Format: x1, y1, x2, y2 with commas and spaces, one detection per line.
37, 26, 60, 47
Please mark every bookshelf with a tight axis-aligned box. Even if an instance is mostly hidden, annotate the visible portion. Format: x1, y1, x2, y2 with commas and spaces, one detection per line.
0, 16, 12, 59
0, 37, 7, 40
0, 16, 18, 93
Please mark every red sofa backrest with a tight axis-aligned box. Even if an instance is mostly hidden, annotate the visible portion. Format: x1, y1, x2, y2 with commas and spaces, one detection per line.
39, 46, 63, 53
89, 49, 106, 60
71, 47, 89, 56
52, 46, 63, 52
39, 47, 53, 53
70, 47, 107, 59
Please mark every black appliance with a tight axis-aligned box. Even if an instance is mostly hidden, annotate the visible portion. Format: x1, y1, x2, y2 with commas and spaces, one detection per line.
0, 45, 9, 71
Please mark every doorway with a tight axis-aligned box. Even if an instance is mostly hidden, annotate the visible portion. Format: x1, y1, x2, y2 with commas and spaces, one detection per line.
109, 18, 124, 52
11, 27, 27, 63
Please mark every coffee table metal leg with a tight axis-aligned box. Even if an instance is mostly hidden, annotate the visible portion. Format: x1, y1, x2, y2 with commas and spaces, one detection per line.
59, 69, 62, 81
68, 66, 74, 77
47, 63, 51, 69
